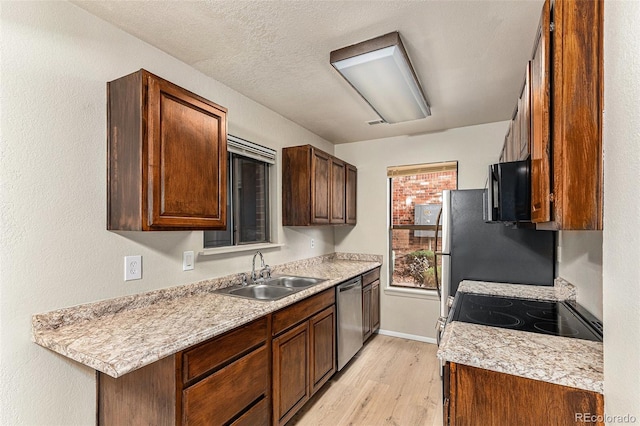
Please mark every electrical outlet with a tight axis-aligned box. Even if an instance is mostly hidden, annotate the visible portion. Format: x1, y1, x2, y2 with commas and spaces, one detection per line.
310, 238, 315, 249
183, 251, 195, 271
124, 255, 142, 281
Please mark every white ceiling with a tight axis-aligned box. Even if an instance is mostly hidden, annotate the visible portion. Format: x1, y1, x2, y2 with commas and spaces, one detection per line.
73, 0, 544, 144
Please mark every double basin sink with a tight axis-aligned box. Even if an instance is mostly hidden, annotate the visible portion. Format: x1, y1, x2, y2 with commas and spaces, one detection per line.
214, 275, 327, 301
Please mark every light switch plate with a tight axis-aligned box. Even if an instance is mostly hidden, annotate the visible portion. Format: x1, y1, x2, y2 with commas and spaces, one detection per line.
183, 251, 194, 271
124, 255, 142, 281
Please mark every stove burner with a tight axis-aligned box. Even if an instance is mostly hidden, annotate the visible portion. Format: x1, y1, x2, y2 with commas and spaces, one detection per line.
466, 295, 514, 308
533, 322, 580, 336
526, 309, 557, 321
465, 310, 523, 328
522, 300, 556, 309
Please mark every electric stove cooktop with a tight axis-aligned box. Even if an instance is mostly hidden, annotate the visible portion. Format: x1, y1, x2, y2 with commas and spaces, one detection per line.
451, 293, 603, 342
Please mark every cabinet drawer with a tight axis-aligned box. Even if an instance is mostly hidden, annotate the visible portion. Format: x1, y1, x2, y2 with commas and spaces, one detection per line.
230, 398, 269, 426
182, 317, 267, 383
182, 346, 268, 425
362, 268, 380, 287
272, 288, 335, 336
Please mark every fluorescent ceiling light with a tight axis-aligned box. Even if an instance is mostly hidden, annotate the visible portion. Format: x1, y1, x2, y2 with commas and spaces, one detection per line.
330, 32, 430, 124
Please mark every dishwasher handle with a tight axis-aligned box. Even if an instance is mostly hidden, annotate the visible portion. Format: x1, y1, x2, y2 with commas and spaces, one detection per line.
338, 278, 361, 292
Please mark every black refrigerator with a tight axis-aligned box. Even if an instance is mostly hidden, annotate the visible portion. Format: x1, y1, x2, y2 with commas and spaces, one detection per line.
438, 189, 555, 317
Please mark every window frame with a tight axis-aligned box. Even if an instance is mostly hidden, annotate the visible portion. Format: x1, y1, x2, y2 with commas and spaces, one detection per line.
202, 135, 277, 253
387, 161, 458, 292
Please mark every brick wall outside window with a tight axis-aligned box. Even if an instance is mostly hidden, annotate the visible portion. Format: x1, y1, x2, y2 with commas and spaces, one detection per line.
391, 170, 457, 289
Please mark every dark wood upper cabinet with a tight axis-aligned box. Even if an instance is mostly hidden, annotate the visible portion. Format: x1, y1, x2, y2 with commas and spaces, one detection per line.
107, 69, 228, 231
530, 1, 552, 224
311, 149, 331, 224
283, 145, 356, 226
346, 164, 357, 225
330, 158, 346, 224
545, 0, 604, 230
500, 0, 603, 230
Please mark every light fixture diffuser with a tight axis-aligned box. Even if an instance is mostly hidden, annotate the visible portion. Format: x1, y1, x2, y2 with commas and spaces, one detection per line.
330, 32, 430, 124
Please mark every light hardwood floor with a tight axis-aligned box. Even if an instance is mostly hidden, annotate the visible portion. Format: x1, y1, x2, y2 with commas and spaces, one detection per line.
288, 334, 444, 426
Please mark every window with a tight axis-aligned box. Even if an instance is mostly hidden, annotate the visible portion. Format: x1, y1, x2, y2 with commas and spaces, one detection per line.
388, 161, 458, 290
204, 135, 275, 248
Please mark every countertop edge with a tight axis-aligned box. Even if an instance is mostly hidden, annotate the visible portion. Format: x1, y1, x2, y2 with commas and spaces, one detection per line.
32, 254, 382, 377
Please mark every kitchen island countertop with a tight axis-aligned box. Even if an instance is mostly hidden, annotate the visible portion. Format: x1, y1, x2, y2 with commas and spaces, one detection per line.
32, 253, 381, 378
437, 279, 603, 394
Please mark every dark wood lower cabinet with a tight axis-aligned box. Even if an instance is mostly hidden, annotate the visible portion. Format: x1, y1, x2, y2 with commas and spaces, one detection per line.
362, 284, 372, 341
97, 318, 269, 426
371, 281, 380, 332
309, 306, 336, 394
272, 290, 336, 426
362, 267, 381, 342
444, 362, 604, 426
272, 321, 310, 425
97, 268, 380, 426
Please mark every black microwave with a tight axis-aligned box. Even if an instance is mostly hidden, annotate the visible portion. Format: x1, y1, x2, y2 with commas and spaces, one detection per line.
484, 159, 531, 222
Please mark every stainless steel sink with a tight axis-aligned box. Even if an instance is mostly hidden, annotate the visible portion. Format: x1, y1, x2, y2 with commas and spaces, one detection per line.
265, 275, 326, 289
227, 284, 294, 300
214, 274, 327, 301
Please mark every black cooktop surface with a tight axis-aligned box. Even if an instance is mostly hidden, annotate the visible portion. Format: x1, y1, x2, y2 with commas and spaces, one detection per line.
451, 293, 602, 342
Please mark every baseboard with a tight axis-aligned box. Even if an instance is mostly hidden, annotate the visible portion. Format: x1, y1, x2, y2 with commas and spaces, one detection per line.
376, 329, 437, 344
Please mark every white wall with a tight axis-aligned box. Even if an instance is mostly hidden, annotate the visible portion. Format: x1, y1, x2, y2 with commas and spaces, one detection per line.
335, 122, 507, 340
557, 231, 603, 319
603, 0, 640, 419
0, 2, 336, 424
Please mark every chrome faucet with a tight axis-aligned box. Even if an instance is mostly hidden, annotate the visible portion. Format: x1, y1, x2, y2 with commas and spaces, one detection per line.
251, 251, 266, 282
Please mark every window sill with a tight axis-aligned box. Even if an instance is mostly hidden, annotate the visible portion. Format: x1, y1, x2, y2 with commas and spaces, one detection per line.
384, 285, 440, 300
199, 242, 284, 257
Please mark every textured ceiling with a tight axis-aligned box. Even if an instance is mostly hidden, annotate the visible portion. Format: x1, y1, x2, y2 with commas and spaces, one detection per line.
73, 0, 544, 144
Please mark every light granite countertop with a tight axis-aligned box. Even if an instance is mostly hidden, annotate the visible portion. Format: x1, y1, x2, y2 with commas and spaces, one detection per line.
437, 279, 604, 394
32, 253, 381, 378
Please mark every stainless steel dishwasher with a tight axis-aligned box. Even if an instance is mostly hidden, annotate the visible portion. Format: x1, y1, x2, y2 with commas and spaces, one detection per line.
336, 276, 363, 370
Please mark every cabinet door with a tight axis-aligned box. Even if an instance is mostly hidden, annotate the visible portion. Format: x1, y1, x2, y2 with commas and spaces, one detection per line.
309, 306, 336, 395
345, 164, 357, 225
147, 74, 227, 229
330, 158, 346, 224
449, 363, 604, 425
273, 322, 310, 425
530, 0, 551, 223
362, 285, 372, 342
371, 281, 380, 332
519, 63, 532, 161
311, 149, 331, 224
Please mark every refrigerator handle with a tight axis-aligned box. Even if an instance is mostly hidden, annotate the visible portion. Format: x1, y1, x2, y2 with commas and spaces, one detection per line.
434, 207, 443, 300
441, 190, 452, 255
440, 255, 451, 317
